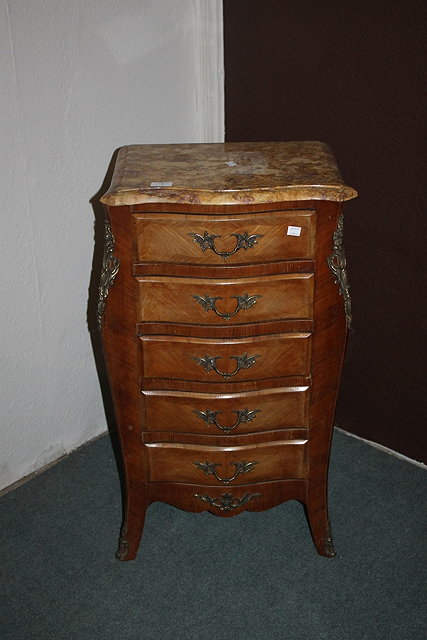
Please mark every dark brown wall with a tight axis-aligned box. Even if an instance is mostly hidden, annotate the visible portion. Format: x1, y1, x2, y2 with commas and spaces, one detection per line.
224, 0, 427, 462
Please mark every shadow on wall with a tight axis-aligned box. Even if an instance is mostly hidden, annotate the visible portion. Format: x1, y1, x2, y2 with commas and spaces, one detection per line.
87, 150, 124, 500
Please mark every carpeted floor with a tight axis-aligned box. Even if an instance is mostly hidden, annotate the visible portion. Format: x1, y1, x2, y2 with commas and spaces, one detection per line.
1, 429, 425, 640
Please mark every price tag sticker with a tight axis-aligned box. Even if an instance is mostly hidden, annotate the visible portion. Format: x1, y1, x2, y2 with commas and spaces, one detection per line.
150, 181, 173, 187
287, 226, 302, 237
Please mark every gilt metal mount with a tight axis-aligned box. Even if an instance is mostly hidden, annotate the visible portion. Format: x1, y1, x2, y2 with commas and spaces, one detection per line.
193, 407, 261, 433
324, 520, 336, 557
327, 213, 352, 327
115, 523, 129, 560
188, 231, 262, 260
193, 353, 260, 380
193, 460, 258, 484
194, 491, 261, 512
192, 292, 261, 320
97, 218, 120, 328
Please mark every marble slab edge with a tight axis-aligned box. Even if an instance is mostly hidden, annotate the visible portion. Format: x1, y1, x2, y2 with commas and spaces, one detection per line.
101, 185, 357, 207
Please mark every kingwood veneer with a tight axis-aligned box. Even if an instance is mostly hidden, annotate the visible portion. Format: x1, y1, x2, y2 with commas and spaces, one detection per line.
98, 141, 357, 560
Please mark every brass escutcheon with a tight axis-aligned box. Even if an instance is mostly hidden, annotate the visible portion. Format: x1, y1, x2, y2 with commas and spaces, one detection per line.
191, 292, 261, 321
193, 460, 258, 484
193, 353, 260, 380
188, 230, 262, 260
193, 408, 261, 433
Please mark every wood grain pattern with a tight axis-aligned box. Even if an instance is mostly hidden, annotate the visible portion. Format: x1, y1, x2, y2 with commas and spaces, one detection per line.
142, 428, 309, 447
133, 209, 315, 264
145, 440, 307, 484
133, 259, 315, 278
100, 206, 147, 561
146, 480, 306, 516
139, 333, 311, 383
141, 374, 311, 394
136, 273, 313, 324
141, 386, 309, 434
99, 143, 355, 561
304, 200, 348, 557
137, 318, 313, 339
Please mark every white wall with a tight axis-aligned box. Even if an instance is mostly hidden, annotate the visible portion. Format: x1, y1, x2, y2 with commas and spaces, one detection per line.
0, 0, 224, 491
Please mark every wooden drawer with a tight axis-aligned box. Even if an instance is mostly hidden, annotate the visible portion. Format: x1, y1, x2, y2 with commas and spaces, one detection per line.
145, 440, 307, 484
136, 273, 313, 324
133, 210, 315, 264
147, 480, 306, 515
139, 333, 311, 383
141, 387, 309, 434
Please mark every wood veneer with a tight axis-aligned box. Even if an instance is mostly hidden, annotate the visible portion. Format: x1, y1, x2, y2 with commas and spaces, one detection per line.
133, 209, 316, 263
135, 272, 313, 324
141, 386, 310, 434
98, 142, 357, 561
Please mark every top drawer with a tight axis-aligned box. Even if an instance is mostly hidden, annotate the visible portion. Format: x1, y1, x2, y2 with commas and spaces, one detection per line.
133, 210, 315, 265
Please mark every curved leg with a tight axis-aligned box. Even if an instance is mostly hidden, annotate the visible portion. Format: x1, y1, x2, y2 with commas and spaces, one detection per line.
304, 499, 336, 558
116, 495, 148, 561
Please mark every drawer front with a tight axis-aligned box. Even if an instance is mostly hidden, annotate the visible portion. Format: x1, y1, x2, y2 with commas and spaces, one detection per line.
141, 387, 309, 434
139, 333, 311, 383
145, 440, 307, 484
133, 210, 315, 264
136, 273, 313, 324
147, 480, 305, 515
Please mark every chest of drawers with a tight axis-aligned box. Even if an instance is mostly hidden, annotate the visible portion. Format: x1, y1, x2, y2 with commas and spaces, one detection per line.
98, 141, 357, 560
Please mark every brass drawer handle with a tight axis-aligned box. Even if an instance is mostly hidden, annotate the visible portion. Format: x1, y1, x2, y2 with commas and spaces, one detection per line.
191, 292, 262, 321
193, 408, 261, 433
188, 231, 262, 260
193, 491, 261, 512
193, 460, 258, 484
193, 353, 260, 380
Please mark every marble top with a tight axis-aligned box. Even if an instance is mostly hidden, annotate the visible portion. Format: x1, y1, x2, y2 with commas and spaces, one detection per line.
101, 141, 357, 206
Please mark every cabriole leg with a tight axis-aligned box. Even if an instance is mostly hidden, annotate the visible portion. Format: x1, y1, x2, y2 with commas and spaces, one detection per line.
304, 499, 336, 558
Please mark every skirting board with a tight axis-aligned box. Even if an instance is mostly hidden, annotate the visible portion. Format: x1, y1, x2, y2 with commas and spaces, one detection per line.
335, 427, 426, 469
0, 431, 108, 498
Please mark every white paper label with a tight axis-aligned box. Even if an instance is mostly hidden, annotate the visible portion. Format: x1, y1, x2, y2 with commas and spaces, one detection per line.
150, 181, 173, 187
225, 160, 237, 167
287, 226, 302, 237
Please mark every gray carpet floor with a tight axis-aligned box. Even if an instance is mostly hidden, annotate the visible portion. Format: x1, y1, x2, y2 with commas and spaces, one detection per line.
1, 429, 425, 640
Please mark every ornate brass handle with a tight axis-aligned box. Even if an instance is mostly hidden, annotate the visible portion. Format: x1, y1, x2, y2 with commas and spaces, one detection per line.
193, 408, 261, 433
191, 292, 262, 321
193, 353, 260, 380
193, 491, 261, 512
188, 231, 262, 260
193, 460, 258, 484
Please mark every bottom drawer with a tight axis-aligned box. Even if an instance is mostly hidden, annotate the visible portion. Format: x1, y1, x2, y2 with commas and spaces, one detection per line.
145, 440, 307, 485
146, 480, 306, 516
